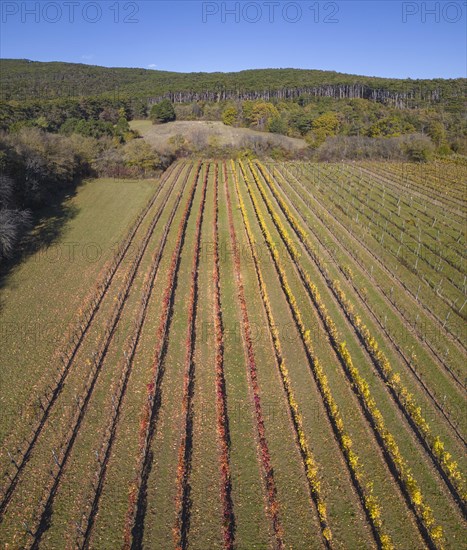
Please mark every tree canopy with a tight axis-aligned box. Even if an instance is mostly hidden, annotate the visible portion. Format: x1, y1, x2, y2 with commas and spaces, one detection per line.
149, 100, 176, 124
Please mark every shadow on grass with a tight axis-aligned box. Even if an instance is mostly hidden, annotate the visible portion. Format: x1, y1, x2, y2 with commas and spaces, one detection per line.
0, 182, 82, 309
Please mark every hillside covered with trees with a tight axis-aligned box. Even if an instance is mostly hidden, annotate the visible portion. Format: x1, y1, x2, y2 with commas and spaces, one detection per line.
1, 59, 465, 107
0, 60, 465, 155
0, 59, 466, 258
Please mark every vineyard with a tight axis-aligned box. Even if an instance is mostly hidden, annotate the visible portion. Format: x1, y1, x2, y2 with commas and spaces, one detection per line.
0, 159, 465, 549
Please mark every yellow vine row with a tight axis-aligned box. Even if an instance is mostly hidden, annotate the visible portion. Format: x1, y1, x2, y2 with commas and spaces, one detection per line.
255, 159, 466, 506
230, 160, 332, 546
248, 159, 447, 547
237, 160, 394, 550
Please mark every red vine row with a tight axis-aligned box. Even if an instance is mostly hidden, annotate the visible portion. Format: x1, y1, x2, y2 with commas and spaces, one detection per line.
124, 161, 202, 549
213, 163, 236, 549
174, 163, 209, 549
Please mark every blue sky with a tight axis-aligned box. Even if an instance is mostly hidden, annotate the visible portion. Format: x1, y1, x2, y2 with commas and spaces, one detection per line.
0, 1, 466, 78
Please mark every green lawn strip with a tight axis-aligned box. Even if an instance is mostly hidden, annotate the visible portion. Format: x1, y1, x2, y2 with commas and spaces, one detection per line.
0, 269, 136, 545
0, 177, 156, 448
0, 171, 169, 489
36, 165, 188, 548
229, 162, 324, 549
242, 161, 426, 549
188, 164, 224, 549
5, 166, 179, 430
267, 165, 467, 471
218, 164, 273, 549
141, 164, 205, 548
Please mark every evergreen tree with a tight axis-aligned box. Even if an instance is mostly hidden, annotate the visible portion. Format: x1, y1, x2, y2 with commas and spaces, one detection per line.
150, 99, 176, 124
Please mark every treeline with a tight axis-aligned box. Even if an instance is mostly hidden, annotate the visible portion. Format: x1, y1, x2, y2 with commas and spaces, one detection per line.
149, 83, 465, 110
0, 129, 87, 259
0, 96, 147, 133
2, 94, 463, 156
1, 60, 465, 111
173, 97, 465, 155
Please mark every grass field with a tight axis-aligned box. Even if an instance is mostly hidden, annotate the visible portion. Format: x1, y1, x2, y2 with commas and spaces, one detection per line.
0, 160, 465, 549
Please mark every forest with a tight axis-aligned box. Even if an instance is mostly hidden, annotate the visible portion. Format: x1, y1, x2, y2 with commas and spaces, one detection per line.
1, 59, 465, 156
